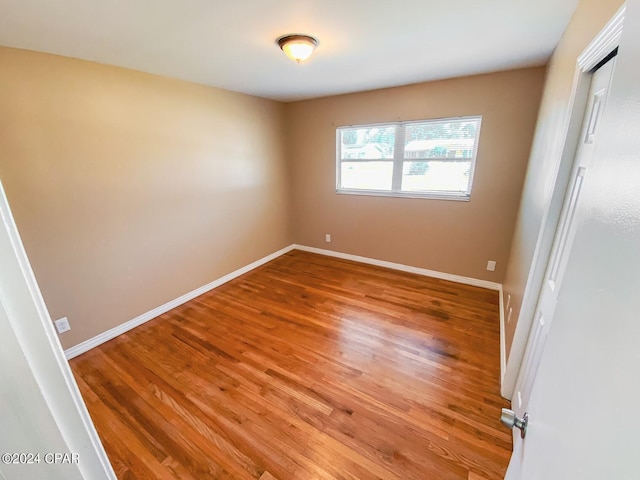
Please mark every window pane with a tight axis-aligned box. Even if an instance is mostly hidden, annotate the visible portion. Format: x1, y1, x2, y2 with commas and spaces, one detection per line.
404, 120, 479, 159
341, 162, 393, 191
401, 161, 471, 193
336, 116, 481, 199
340, 126, 395, 159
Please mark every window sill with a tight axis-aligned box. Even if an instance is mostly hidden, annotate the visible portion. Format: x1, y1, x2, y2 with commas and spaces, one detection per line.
336, 189, 471, 202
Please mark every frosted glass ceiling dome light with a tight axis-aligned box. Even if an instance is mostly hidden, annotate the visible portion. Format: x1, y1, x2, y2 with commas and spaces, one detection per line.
277, 34, 318, 63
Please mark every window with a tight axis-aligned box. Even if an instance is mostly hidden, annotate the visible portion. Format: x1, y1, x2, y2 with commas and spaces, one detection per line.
336, 116, 482, 200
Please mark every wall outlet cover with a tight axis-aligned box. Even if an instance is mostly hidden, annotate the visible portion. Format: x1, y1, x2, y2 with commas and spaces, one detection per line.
54, 317, 71, 334
486, 260, 496, 271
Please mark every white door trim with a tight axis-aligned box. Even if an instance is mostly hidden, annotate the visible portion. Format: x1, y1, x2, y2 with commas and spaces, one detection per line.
502, 3, 626, 398
578, 7, 625, 71
0, 181, 116, 479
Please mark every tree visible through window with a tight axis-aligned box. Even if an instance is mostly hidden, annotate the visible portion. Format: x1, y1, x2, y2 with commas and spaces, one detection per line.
337, 116, 482, 200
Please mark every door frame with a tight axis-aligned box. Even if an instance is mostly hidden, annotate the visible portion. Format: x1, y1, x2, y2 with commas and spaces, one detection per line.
0, 180, 116, 479
502, 4, 627, 398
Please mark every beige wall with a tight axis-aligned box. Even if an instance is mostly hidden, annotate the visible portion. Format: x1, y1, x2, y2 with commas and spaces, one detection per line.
503, 0, 624, 361
286, 68, 545, 282
0, 47, 292, 349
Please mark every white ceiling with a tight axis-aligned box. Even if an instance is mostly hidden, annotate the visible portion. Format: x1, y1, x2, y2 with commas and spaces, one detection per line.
0, 0, 578, 102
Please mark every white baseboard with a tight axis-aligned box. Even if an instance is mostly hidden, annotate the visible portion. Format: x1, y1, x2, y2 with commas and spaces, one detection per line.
293, 244, 502, 291
66, 243, 503, 360
64, 244, 296, 360
499, 286, 507, 393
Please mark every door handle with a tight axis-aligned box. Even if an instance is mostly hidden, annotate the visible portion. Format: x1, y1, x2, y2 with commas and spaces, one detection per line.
500, 408, 529, 438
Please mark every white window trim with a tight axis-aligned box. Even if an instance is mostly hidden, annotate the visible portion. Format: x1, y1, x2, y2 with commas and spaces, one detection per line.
335, 115, 482, 201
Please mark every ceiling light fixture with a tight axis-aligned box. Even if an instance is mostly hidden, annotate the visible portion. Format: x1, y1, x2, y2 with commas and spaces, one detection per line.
277, 34, 318, 63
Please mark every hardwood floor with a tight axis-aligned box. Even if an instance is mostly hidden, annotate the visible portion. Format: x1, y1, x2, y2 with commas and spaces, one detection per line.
71, 250, 511, 479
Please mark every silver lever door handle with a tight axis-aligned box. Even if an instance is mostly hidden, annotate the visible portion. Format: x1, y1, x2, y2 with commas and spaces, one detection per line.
500, 408, 529, 438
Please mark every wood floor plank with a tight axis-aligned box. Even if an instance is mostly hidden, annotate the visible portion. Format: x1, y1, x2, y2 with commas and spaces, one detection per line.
71, 250, 511, 479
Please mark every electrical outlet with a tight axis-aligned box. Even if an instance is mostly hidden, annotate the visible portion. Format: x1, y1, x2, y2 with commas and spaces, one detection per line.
486, 260, 496, 272
54, 317, 71, 334
325, 234, 331, 243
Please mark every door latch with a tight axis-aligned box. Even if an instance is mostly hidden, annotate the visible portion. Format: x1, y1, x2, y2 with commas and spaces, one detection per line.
500, 408, 529, 438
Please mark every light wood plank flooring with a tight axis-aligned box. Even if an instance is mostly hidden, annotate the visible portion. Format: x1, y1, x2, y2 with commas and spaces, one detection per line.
71, 250, 511, 479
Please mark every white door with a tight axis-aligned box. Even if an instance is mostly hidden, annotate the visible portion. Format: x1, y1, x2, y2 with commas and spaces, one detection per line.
504, 0, 640, 472
510, 57, 616, 421
0, 181, 115, 480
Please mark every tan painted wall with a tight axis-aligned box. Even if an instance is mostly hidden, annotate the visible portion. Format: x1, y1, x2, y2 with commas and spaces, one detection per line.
503, 0, 624, 359
286, 68, 546, 282
0, 47, 292, 349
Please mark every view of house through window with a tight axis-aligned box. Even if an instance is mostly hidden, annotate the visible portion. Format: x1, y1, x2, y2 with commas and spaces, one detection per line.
337, 116, 482, 199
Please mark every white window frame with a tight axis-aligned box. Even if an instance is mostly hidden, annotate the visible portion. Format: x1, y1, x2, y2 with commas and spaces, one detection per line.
335, 115, 482, 201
